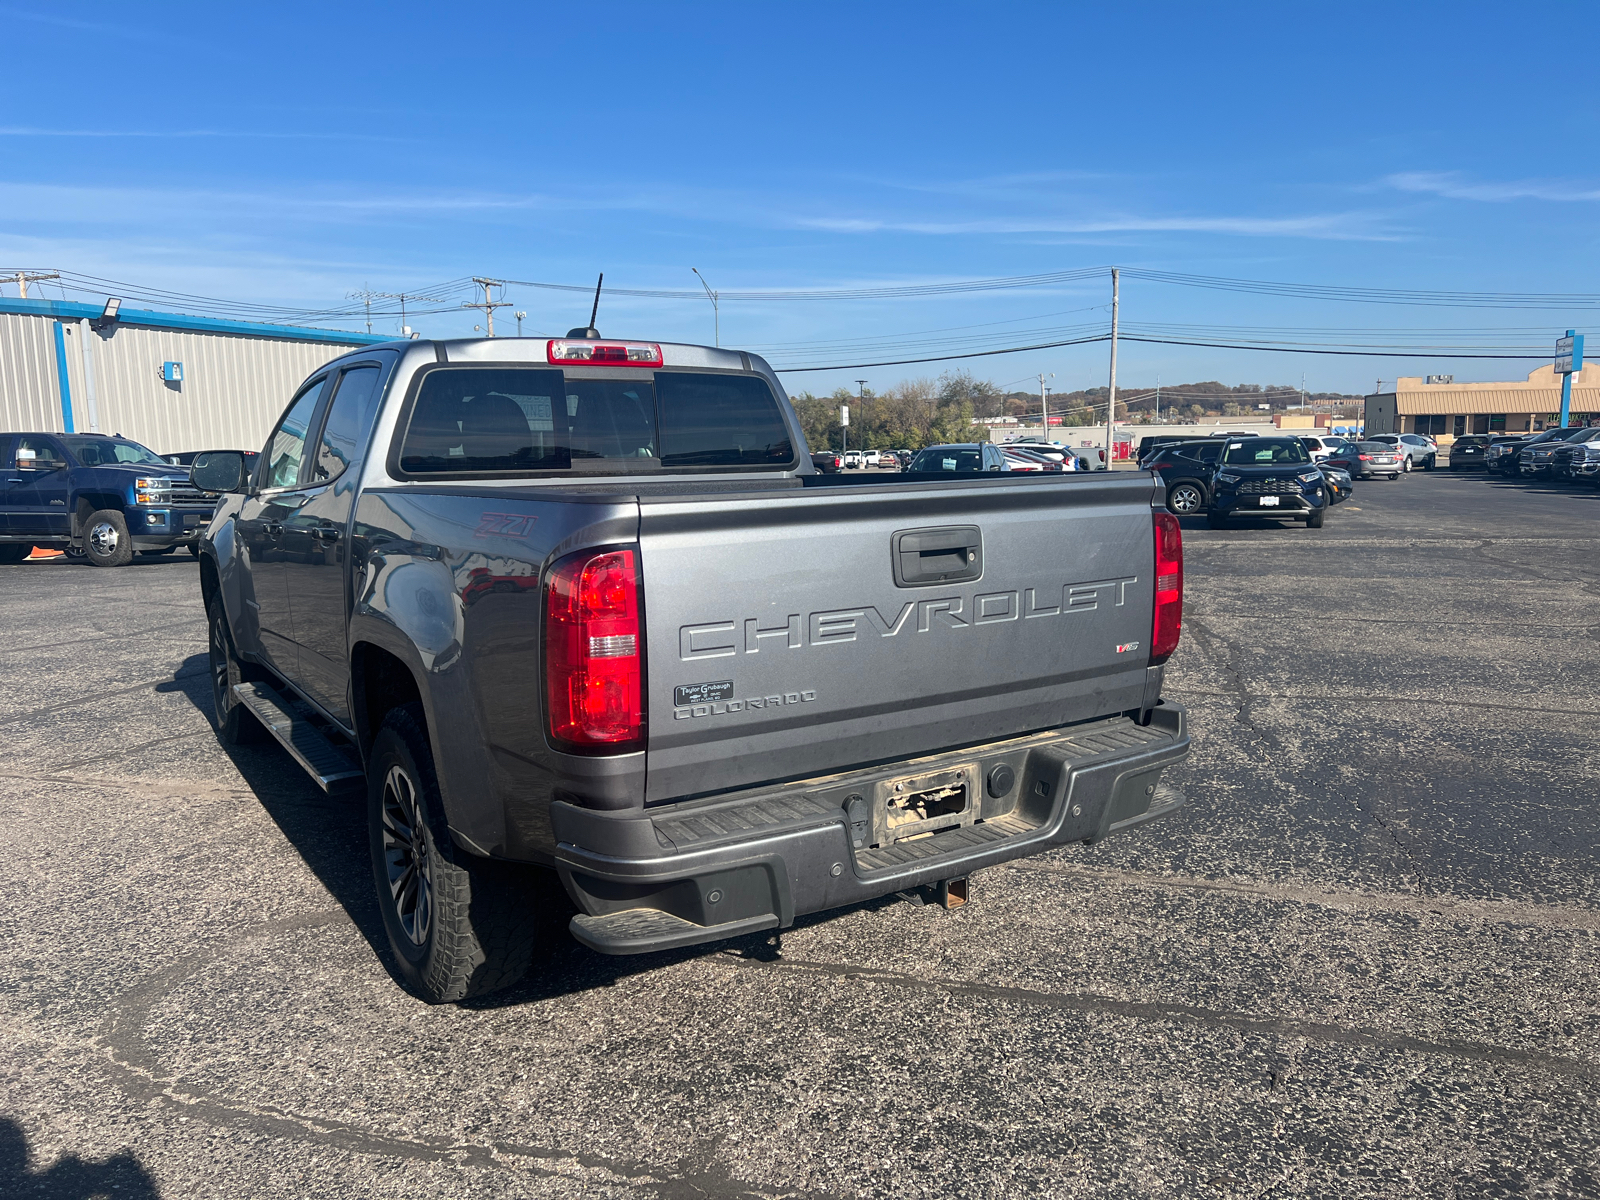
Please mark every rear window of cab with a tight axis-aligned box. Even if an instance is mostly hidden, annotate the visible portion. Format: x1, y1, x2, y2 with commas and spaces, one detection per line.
392, 367, 795, 476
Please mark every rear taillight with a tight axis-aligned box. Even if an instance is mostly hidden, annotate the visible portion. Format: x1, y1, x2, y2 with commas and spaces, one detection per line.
1151, 512, 1183, 666
544, 548, 645, 751
1359, 454, 1372, 460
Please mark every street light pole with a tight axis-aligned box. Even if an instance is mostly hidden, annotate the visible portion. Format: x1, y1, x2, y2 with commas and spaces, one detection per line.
1105, 268, 1120, 469
692, 268, 719, 346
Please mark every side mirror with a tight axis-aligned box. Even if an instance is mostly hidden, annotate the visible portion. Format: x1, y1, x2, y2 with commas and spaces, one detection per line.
191, 451, 248, 494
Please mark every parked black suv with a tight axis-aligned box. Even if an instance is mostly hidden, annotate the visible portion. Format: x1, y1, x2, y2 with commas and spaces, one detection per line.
1448, 435, 1491, 470
1145, 439, 1224, 515
1206, 437, 1329, 528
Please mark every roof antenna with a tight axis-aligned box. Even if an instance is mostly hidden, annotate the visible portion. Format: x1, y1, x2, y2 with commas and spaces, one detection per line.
567, 272, 603, 339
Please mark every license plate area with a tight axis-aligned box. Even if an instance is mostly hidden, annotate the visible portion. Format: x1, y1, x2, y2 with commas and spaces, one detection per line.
871, 764, 979, 847
1257, 495, 1280, 506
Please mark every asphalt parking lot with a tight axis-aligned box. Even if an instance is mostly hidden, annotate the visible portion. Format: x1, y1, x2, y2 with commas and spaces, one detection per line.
3, 468, 1598, 1199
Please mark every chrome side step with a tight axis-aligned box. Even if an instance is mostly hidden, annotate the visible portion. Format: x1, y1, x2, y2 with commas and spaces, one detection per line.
233, 682, 364, 792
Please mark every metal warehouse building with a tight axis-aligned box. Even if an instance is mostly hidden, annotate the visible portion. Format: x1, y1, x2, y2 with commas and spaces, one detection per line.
1364, 365, 1600, 439
0, 298, 388, 455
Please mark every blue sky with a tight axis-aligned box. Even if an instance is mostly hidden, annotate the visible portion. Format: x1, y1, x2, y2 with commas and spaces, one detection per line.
3, 0, 1598, 396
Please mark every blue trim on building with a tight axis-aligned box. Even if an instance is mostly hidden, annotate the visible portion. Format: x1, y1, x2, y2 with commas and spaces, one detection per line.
0, 297, 393, 346
51, 321, 76, 432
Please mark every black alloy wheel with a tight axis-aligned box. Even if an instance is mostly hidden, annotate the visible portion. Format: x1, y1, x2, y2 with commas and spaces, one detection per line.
207, 594, 266, 745
380, 763, 434, 948
1166, 482, 1206, 515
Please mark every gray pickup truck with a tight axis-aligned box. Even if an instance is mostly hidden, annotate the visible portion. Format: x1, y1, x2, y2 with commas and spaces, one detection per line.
192, 332, 1190, 1003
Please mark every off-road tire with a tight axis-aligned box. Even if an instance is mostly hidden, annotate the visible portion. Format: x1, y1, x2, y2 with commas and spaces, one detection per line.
368, 703, 544, 1003
207, 594, 267, 745
1306, 508, 1326, 528
83, 509, 133, 567
0, 545, 32, 564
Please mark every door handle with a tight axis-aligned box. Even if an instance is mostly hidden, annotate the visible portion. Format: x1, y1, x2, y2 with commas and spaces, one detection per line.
892, 525, 983, 587
313, 527, 341, 542
264, 522, 284, 536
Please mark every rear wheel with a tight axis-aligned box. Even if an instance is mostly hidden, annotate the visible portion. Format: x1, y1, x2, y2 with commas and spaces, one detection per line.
207, 594, 267, 745
1166, 482, 1205, 515
1424, 454, 1436, 470
84, 509, 133, 568
369, 703, 544, 1003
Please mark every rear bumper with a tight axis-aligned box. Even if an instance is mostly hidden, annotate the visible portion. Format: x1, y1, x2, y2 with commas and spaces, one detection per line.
552, 703, 1189, 955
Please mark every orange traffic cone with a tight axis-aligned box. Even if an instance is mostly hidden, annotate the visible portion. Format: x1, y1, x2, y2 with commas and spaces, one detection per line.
25, 547, 64, 561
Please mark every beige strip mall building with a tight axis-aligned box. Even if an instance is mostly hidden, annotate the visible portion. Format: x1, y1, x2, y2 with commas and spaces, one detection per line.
1365, 365, 1600, 439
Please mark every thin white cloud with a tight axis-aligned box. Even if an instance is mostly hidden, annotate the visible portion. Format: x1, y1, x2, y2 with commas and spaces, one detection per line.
0, 126, 409, 143
1385, 171, 1600, 202
795, 212, 1399, 242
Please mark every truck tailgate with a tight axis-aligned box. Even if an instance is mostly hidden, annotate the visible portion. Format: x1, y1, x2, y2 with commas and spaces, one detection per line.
638, 474, 1158, 803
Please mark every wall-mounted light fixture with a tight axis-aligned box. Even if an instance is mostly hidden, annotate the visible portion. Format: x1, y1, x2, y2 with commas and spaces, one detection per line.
92, 296, 122, 333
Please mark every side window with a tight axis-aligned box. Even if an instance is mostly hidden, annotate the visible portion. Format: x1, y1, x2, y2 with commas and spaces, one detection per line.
313, 366, 384, 484
264, 377, 328, 489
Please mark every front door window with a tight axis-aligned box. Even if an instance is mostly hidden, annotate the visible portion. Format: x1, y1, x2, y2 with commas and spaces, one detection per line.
264, 378, 329, 490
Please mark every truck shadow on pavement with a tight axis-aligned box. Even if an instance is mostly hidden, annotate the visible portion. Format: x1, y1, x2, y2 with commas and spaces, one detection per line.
162, 654, 883, 1008
0, 1118, 160, 1200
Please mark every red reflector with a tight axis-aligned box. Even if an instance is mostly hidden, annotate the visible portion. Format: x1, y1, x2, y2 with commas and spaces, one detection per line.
547, 339, 662, 367
1151, 512, 1183, 666
544, 548, 645, 750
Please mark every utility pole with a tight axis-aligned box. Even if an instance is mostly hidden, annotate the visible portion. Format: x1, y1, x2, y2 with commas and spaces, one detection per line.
463, 277, 511, 337
1155, 374, 1161, 423
346, 285, 378, 334
515, 311, 526, 337
1105, 268, 1120, 469
375, 290, 446, 337
1038, 372, 1054, 438
692, 268, 720, 346
15, 270, 60, 299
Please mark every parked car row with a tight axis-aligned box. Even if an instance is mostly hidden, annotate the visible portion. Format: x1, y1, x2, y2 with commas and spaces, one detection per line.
1466, 424, 1600, 481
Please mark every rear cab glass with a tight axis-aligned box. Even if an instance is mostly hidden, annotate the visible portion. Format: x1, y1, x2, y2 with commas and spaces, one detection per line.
393, 366, 794, 477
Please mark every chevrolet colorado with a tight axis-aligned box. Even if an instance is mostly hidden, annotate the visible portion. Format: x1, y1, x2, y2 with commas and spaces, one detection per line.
191, 333, 1191, 1002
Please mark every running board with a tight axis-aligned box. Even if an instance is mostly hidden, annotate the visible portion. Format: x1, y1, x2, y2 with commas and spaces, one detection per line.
232, 682, 364, 793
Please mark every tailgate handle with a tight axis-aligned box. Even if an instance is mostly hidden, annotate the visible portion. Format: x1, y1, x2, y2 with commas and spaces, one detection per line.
892, 525, 982, 588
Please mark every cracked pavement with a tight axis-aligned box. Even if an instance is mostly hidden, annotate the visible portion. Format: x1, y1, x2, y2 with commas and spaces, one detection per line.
1, 468, 1598, 1198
